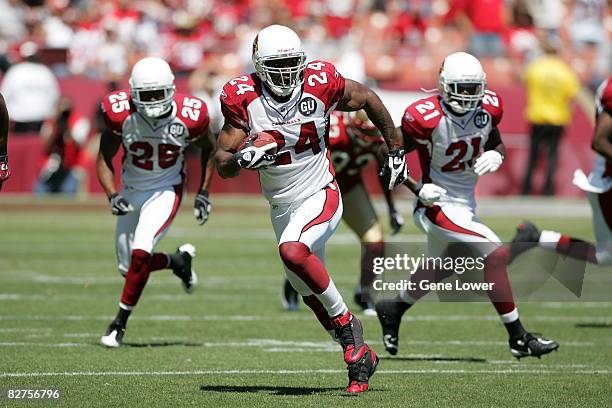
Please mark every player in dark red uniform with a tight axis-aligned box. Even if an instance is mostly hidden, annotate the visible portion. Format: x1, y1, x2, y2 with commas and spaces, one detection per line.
97, 57, 215, 347
0, 92, 10, 191
282, 110, 404, 313
512, 76, 612, 266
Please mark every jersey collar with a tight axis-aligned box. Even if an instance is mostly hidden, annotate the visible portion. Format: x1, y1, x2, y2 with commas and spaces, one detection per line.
440, 100, 478, 130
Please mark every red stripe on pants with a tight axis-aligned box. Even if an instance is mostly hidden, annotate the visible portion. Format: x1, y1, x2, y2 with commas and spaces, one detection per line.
301, 183, 340, 234
425, 205, 486, 238
155, 183, 183, 238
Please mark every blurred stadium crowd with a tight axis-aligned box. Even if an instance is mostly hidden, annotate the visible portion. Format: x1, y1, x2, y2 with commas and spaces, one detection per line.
0, 0, 609, 195
0, 0, 609, 89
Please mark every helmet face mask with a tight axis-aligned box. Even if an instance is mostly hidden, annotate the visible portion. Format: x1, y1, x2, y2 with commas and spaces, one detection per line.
129, 57, 176, 118
440, 80, 485, 114
252, 25, 307, 97
439, 52, 486, 114
257, 55, 307, 96
131, 86, 175, 118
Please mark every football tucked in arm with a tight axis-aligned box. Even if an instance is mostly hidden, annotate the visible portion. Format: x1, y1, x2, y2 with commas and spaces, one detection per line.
233, 132, 278, 169
237, 132, 278, 154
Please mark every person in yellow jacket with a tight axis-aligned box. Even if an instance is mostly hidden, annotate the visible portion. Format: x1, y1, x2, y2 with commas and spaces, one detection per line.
522, 43, 580, 195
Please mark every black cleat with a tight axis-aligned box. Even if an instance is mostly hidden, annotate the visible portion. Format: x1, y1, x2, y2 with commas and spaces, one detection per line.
510, 221, 541, 264
346, 346, 379, 393
509, 332, 559, 359
281, 279, 299, 311
100, 320, 125, 348
375, 298, 411, 355
331, 311, 378, 393
172, 244, 197, 293
332, 311, 369, 365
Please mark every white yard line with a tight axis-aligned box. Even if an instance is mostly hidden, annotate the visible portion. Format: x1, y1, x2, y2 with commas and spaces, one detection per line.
0, 368, 609, 378
0, 314, 609, 323
0, 337, 608, 348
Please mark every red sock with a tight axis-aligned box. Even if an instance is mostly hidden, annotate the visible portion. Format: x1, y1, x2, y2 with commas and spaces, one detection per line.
120, 249, 152, 307
279, 242, 330, 294
484, 246, 516, 316
150, 253, 169, 271
302, 295, 333, 331
556, 235, 598, 263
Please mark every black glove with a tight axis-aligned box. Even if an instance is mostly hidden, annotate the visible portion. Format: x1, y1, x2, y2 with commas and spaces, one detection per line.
379, 148, 408, 189
194, 189, 212, 225
0, 155, 10, 192
109, 193, 134, 216
390, 209, 405, 235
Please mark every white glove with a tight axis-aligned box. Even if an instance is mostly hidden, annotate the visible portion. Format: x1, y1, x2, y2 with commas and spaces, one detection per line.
418, 183, 447, 207
474, 150, 503, 176
572, 169, 607, 193
234, 142, 277, 169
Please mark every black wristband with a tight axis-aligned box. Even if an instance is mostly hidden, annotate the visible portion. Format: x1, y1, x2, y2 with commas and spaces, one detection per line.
413, 182, 423, 195
389, 147, 405, 156
198, 189, 209, 197
108, 193, 118, 202
0, 154, 7, 163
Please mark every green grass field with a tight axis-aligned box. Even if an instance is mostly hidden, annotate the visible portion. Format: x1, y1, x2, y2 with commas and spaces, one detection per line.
0, 196, 610, 407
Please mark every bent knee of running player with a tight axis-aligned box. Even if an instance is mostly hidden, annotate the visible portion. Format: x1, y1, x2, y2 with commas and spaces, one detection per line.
279, 182, 343, 250
278, 183, 343, 294
132, 187, 183, 253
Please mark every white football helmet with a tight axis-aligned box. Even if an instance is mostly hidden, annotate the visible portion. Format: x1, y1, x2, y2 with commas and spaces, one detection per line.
129, 57, 176, 118
252, 25, 307, 97
439, 52, 486, 114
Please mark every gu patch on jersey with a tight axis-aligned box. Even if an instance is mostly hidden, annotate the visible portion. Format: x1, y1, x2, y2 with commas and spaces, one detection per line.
168, 123, 186, 137
298, 97, 317, 116
474, 112, 489, 128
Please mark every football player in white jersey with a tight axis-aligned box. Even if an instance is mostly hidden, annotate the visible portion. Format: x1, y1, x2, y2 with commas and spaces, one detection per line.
511, 76, 612, 266
97, 57, 214, 347
282, 111, 404, 314
215, 25, 407, 393
375, 52, 559, 359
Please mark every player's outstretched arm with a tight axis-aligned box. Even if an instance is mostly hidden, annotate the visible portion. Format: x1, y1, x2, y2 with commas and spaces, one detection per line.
96, 129, 122, 199
397, 125, 447, 205
97, 129, 133, 215
193, 127, 216, 191
0, 93, 10, 191
337, 79, 400, 149
338, 79, 408, 189
193, 127, 216, 225
214, 121, 247, 179
592, 111, 612, 161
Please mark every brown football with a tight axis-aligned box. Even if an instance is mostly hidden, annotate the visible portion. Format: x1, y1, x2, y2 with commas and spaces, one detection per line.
238, 132, 278, 154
